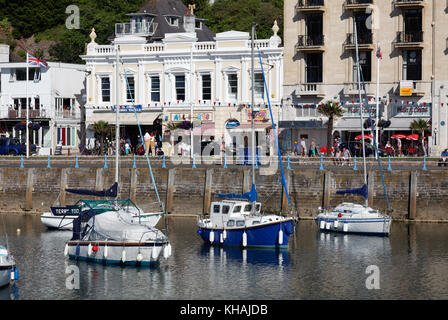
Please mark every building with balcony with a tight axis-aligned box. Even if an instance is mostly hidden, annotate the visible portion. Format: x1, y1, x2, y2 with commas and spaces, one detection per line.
282, 0, 448, 155
0, 44, 86, 154
82, 0, 283, 156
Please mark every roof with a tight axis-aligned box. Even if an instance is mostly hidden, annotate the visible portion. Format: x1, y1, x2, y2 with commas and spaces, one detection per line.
133, 0, 215, 42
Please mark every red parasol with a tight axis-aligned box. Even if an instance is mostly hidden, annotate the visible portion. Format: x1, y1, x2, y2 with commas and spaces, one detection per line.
406, 134, 419, 141
391, 134, 406, 139
355, 134, 373, 140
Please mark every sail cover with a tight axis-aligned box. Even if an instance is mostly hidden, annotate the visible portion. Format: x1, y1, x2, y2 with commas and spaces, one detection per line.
218, 184, 258, 202
66, 182, 118, 198
336, 184, 368, 199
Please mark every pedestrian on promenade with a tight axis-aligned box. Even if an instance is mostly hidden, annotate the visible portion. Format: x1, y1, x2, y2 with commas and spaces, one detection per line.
309, 139, 317, 157
342, 147, 351, 166
333, 147, 342, 166
300, 137, 307, 157
294, 141, 298, 156
396, 138, 402, 157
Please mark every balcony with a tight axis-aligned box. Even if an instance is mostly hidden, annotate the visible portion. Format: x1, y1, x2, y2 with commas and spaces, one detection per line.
295, 35, 325, 52
296, 0, 325, 12
344, 33, 374, 50
395, 31, 424, 49
343, 82, 376, 97
297, 83, 326, 97
115, 21, 158, 37
394, 0, 425, 8
7, 109, 49, 119
344, 0, 373, 10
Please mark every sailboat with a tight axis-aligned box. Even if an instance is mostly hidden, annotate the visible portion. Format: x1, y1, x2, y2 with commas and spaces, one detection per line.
0, 245, 17, 288
64, 46, 171, 265
197, 22, 296, 248
314, 20, 392, 236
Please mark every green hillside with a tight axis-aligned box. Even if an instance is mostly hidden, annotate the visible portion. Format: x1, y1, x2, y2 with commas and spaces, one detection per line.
0, 0, 283, 64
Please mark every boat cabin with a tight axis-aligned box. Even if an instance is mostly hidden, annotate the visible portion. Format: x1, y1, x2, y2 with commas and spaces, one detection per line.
209, 200, 261, 226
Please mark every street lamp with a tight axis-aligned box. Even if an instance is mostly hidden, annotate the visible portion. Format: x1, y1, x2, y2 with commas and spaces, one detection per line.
434, 127, 438, 146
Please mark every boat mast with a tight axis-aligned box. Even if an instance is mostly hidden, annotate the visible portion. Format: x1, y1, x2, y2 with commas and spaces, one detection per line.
354, 19, 368, 207
115, 46, 120, 187
250, 21, 256, 214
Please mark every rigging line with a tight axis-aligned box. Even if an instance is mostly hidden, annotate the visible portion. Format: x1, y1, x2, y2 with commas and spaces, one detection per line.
359, 66, 391, 211
257, 49, 291, 211
121, 65, 163, 208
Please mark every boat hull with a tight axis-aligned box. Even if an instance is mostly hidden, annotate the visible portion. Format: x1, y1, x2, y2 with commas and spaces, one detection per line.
65, 241, 170, 266
314, 216, 391, 236
0, 267, 13, 288
197, 219, 296, 248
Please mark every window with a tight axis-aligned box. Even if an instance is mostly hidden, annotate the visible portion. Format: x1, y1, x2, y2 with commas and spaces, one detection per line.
151, 76, 160, 102
101, 77, 111, 102
254, 73, 264, 100
175, 75, 185, 101
403, 50, 421, 81
213, 204, 220, 214
256, 204, 261, 212
221, 205, 230, 214
233, 206, 241, 213
15, 69, 27, 81
227, 74, 238, 100
14, 68, 40, 81
306, 53, 322, 83
166, 16, 179, 27
195, 20, 202, 29
236, 220, 245, 227
227, 220, 235, 227
126, 76, 135, 102
244, 204, 252, 212
202, 74, 212, 100
353, 51, 371, 82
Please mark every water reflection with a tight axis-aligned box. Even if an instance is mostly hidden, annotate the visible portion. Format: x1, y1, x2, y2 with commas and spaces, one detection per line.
199, 244, 290, 267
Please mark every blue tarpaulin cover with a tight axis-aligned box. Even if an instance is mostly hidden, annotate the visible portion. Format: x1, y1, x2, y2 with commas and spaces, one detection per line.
218, 184, 258, 202
336, 184, 368, 199
65, 182, 118, 198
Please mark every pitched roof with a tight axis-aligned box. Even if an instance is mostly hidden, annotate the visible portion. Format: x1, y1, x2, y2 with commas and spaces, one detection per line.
134, 0, 215, 42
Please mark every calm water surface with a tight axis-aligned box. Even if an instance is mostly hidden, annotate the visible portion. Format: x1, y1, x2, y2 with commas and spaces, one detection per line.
0, 215, 447, 300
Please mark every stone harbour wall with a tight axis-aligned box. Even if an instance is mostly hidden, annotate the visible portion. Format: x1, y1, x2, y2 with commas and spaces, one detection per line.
0, 167, 447, 221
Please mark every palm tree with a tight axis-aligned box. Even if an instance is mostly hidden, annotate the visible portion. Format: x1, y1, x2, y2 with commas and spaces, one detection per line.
317, 100, 345, 156
410, 119, 429, 156
93, 120, 110, 155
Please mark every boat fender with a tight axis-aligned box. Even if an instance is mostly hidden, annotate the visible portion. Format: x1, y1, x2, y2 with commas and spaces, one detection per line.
320, 220, 325, 230
167, 243, 172, 257
334, 220, 339, 228
325, 222, 331, 230
136, 253, 143, 262
278, 229, 283, 245
209, 231, 214, 243
151, 246, 159, 260
88, 243, 93, 256
220, 233, 224, 244
242, 232, 247, 247
14, 268, 19, 281
121, 249, 126, 263
343, 223, 349, 232
223, 230, 227, 240
92, 245, 98, 253
163, 246, 169, 259
64, 244, 69, 257
104, 245, 108, 258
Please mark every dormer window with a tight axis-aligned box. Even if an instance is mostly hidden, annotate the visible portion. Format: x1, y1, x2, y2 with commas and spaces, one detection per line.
166, 16, 179, 27
195, 20, 202, 29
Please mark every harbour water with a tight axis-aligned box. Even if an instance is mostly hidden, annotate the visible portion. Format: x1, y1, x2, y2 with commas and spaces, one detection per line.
0, 215, 447, 300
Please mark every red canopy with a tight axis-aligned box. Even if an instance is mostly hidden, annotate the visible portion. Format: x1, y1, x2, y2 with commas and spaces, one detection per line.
406, 134, 420, 141
391, 134, 406, 139
355, 134, 373, 140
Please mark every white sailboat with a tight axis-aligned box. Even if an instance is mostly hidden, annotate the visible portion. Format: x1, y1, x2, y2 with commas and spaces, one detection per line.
314, 20, 392, 236
197, 22, 296, 248
64, 46, 171, 265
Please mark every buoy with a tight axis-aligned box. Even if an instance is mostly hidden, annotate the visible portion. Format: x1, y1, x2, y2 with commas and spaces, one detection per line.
325, 222, 331, 230
88, 243, 93, 256
92, 245, 98, 253
64, 244, 69, 257
334, 220, 339, 228
104, 245, 108, 258
136, 252, 143, 262
320, 220, 325, 229
278, 229, 283, 245
223, 230, 227, 240
343, 223, 349, 232
121, 249, 126, 263
209, 231, 214, 243
242, 232, 247, 247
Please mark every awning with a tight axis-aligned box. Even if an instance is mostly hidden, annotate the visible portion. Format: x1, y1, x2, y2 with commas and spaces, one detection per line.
229, 123, 272, 131
334, 118, 364, 131
90, 111, 162, 125
383, 117, 429, 131
279, 120, 326, 129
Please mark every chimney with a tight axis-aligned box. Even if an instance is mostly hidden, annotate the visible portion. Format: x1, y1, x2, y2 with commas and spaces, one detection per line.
184, 4, 196, 34
0, 44, 10, 63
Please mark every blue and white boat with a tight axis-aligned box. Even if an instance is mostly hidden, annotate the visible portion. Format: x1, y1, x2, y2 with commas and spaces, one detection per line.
0, 245, 17, 288
197, 22, 296, 248
314, 20, 392, 236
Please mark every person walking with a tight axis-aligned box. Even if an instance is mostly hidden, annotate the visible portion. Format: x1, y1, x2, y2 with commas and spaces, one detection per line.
309, 139, 317, 157
293, 141, 298, 156
300, 137, 307, 157
397, 138, 402, 157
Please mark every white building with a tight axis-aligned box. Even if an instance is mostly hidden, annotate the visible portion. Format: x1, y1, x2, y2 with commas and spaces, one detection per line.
0, 44, 86, 154
82, 0, 283, 156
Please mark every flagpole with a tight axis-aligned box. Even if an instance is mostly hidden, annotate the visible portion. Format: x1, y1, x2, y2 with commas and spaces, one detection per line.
26, 53, 29, 158
375, 43, 380, 158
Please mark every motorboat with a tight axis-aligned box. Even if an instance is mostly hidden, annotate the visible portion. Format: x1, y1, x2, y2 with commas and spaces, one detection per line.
0, 245, 17, 288
64, 199, 171, 266
315, 202, 392, 236
197, 198, 295, 248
